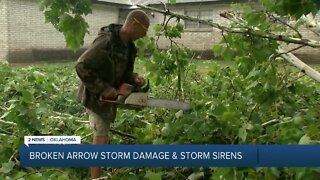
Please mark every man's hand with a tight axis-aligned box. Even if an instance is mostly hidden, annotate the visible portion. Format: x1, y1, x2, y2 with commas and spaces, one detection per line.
134, 75, 145, 87
117, 83, 133, 96
99, 88, 118, 101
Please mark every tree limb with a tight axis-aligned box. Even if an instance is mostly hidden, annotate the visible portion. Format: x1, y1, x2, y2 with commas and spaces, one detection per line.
262, 119, 280, 128
81, 133, 92, 141
0, 127, 15, 136
271, 45, 306, 59
0, 119, 16, 126
110, 129, 136, 139
266, 12, 303, 38
137, 4, 320, 48
92, 174, 112, 180
278, 50, 320, 82
220, 11, 320, 83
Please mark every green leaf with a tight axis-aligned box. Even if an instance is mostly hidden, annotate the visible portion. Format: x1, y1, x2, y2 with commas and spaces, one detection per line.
212, 44, 223, 57
153, 24, 163, 36
270, 167, 280, 178
222, 48, 233, 61
246, 13, 263, 27
175, 110, 183, 119
145, 171, 162, 180
28, 173, 45, 180
21, 90, 33, 103
262, 0, 318, 19
15, 171, 27, 179
44, 10, 59, 25
222, 111, 237, 121
244, 122, 254, 130
246, 81, 259, 90
238, 126, 247, 142
246, 68, 259, 79
176, 23, 184, 32
0, 161, 15, 174
293, 115, 303, 125
299, 134, 311, 144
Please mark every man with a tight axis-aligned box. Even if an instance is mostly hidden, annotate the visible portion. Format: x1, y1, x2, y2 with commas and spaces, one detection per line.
75, 10, 150, 179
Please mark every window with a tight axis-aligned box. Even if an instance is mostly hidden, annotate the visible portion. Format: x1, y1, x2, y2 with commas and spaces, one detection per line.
185, 9, 212, 31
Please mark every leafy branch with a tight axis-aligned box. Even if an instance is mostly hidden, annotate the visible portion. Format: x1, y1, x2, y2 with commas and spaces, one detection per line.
219, 10, 320, 82
137, 4, 320, 48
39, 0, 91, 50
14, 168, 75, 180
266, 12, 302, 38
279, 50, 320, 82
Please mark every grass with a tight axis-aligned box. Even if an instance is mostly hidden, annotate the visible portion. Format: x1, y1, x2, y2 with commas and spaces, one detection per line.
3, 59, 320, 76
134, 59, 235, 75
311, 64, 320, 70
190, 59, 235, 73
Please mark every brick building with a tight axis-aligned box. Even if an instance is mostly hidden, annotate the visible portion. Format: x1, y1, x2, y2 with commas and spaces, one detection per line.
0, 0, 123, 62
0, 0, 319, 62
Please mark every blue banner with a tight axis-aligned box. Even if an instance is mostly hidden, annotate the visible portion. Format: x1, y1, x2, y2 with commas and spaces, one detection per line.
20, 145, 320, 167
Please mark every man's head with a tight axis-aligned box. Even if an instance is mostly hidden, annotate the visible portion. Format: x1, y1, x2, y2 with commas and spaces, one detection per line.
122, 10, 150, 41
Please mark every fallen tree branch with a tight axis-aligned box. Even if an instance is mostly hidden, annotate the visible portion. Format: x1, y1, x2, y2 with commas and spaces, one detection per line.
140, 4, 320, 82
0, 119, 16, 126
110, 129, 136, 139
262, 119, 280, 128
262, 118, 298, 128
266, 12, 303, 38
279, 51, 320, 82
81, 133, 92, 141
137, 4, 320, 48
220, 11, 320, 83
92, 174, 112, 180
0, 127, 15, 136
272, 45, 306, 59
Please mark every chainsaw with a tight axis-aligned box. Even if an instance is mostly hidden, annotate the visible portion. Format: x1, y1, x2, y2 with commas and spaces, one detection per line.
99, 81, 192, 111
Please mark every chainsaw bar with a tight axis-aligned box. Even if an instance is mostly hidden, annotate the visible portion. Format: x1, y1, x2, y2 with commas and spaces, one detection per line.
124, 93, 192, 111
101, 93, 192, 111
146, 98, 192, 111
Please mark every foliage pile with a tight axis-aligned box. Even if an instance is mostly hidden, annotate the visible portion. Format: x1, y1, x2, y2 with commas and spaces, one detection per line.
0, 59, 319, 179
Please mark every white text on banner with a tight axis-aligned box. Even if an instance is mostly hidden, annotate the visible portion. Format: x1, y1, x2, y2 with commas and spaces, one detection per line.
24, 136, 81, 147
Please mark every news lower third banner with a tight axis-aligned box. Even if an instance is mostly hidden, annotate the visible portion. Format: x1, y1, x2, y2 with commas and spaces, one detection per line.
20, 144, 320, 167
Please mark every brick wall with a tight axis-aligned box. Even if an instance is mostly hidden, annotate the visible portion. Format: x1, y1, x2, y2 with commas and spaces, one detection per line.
5, 0, 119, 63
0, 0, 9, 61
84, 4, 121, 46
